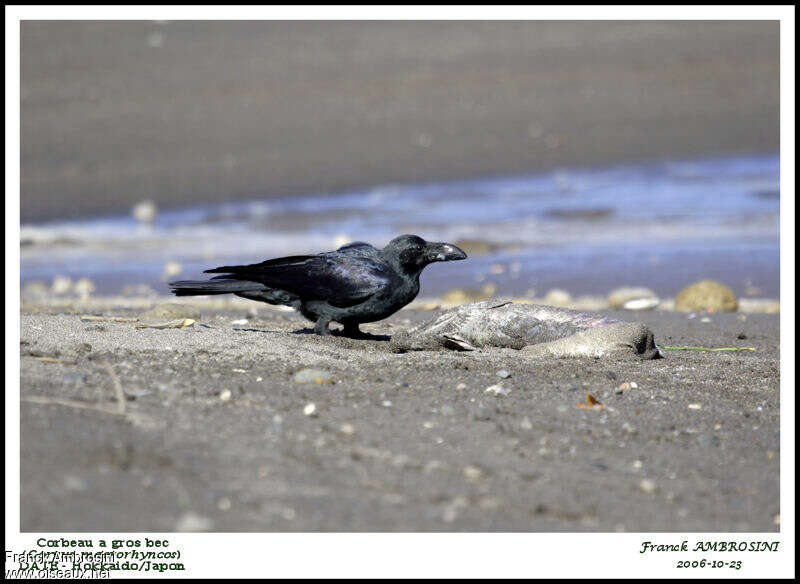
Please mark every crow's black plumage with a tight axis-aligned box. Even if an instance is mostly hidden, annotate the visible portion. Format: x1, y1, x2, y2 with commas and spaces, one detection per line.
169, 235, 467, 336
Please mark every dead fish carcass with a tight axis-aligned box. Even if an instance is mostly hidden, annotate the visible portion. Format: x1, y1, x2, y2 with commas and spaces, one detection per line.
390, 301, 662, 359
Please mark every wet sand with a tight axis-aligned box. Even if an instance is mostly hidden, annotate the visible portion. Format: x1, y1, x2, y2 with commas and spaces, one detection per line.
21, 21, 779, 222
20, 297, 779, 532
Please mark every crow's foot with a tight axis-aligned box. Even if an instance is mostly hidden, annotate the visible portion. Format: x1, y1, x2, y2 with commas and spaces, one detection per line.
338, 324, 389, 340
313, 317, 332, 335
341, 323, 365, 338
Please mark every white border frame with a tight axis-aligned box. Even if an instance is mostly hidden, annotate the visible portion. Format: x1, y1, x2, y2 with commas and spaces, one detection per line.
6, 5, 795, 579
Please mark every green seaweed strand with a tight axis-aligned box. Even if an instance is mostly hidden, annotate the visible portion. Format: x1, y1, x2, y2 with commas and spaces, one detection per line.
660, 345, 756, 352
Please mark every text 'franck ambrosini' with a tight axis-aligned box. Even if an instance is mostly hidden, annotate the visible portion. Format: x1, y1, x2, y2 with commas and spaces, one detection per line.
640, 541, 780, 553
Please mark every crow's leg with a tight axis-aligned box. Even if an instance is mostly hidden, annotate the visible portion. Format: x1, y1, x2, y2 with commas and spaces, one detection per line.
313, 316, 332, 335
342, 322, 365, 338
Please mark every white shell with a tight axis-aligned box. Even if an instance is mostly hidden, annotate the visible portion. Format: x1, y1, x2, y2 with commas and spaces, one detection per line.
622, 297, 660, 311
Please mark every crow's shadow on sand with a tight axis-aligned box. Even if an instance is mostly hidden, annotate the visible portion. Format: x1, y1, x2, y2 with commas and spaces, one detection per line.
292, 327, 391, 342
212, 323, 391, 342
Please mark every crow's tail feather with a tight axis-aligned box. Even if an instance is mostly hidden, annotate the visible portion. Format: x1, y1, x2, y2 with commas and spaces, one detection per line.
169, 279, 266, 297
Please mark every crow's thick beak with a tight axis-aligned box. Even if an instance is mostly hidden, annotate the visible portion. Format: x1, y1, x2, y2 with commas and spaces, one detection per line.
425, 242, 468, 263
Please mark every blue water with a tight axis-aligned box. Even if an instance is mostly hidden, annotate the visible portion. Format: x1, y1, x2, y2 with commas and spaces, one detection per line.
20, 153, 780, 298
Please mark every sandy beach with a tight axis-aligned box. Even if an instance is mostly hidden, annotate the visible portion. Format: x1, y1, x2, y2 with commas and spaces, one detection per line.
17, 19, 782, 536
20, 295, 779, 532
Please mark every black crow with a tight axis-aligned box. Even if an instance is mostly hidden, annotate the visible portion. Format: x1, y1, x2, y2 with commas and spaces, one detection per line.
169, 234, 467, 336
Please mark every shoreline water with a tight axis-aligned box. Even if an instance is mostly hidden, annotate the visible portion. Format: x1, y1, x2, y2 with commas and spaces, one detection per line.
21, 152, 780, 300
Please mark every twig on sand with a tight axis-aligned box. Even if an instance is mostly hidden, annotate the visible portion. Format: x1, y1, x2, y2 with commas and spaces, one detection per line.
100, 361, 127, 415
23, 362, 158, 426
21, 395, 124, 416
80, 315, 139, 323
22, 356, 76, 364
660, 346, 756, 352
23, 361, 127, 416
133, 318, 195, 329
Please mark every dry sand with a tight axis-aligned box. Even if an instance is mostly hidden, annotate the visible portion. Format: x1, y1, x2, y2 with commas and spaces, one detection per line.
20, 297, 779, 532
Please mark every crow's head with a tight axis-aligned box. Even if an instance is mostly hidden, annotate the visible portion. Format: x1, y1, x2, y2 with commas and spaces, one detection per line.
384, 234, 468, 273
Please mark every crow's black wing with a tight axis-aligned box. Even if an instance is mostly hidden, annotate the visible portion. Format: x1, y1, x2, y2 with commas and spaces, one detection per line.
207, 255, 318, 273
204, 254, 391, 308
334, 241, 373, 254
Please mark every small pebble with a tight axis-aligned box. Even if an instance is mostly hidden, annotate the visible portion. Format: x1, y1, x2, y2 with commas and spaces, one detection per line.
147, 31, 164, 48
219, 389, 232, 402
463, 465, 484, 482
543, 288, 571, 305
162, 261, 182, 278
382, 400, 393, 407
231, 319, 249, 325
63, 475, 88, 492
293, 368, 334, 385
74, 278, 96, 298
520, 416, 533, 430
132, 199, 158, 223
688, 403, 702, 410
217, 497, 232, 511
496, 369, 511, 379
51, 276, 73, 295
456, 382, 467, 391
442, 506, 459, 523
340, 423, 355, 435
484, 383, 509, 397
175, 511, 214, 532
639, 478, 657, 494
303, 403, 317, 417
